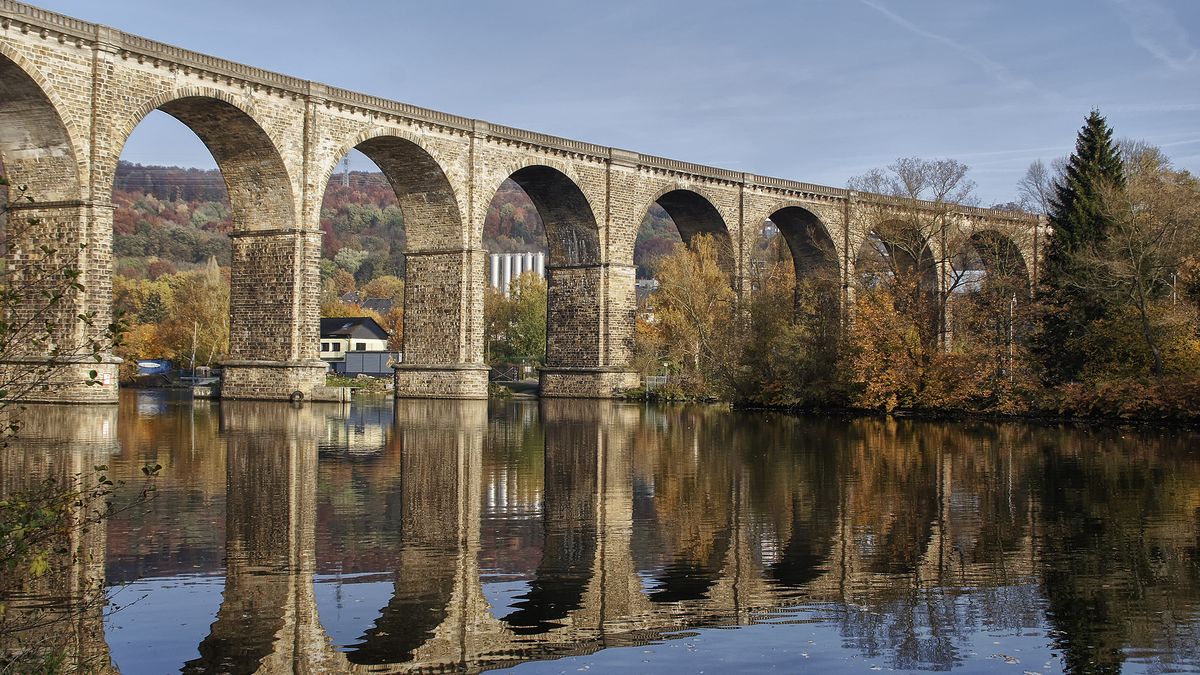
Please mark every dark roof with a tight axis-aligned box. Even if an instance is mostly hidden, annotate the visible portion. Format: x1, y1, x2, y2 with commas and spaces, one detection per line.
361, 298, 393, 315
319, 316, 389, 340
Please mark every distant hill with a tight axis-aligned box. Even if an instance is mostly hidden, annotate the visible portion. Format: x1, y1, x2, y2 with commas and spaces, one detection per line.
111, 161, 681, 281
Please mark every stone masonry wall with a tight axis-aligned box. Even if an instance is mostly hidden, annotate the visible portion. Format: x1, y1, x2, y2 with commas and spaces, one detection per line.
546, 265, 604, 369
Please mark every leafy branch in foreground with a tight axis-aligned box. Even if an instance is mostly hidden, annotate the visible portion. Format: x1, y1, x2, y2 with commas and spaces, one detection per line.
0, 463, 160, 671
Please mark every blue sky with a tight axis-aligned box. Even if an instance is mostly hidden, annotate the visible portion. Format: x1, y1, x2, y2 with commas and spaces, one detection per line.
36, 0, 1200, 205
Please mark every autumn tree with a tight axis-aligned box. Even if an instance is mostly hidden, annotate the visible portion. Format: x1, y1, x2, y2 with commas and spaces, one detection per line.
484, 272, 547, 365
648, 234, 737, 397
733, 258, 849, 408
849, 157, 981, 350
1073, 147, 1200, 378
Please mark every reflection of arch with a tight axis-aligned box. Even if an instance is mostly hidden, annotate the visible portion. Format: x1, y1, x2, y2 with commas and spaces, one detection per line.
501, 165, 599, 266
646, 188, 735, 275
0, 48, 81, 201
319, 131, 463, 251
108, 88, 295, 231
501, 414, 598, 633
341, 435, 460, 665
184, 420, 312, 674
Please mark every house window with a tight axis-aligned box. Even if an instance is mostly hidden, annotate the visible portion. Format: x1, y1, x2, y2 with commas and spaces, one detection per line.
320, 342, 329, 352
355, 342, 367, 351
332, 343, 341, 352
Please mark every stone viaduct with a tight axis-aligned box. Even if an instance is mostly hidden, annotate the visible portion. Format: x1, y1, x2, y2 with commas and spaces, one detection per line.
0, 1, 1040, 402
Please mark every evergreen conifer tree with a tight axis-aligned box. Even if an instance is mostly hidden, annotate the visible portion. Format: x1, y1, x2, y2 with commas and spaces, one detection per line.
1034, 110, 1126, 383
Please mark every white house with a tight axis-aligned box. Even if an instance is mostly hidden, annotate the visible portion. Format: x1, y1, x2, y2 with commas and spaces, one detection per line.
319, 317, 389, 362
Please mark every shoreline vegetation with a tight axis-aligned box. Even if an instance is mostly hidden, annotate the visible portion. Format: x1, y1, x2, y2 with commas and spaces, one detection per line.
621, 113, 1200, 425
101, 112, 1200, 424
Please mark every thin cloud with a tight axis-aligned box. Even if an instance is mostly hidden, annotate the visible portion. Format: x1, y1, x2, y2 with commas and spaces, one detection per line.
859, 0, 1036, 92
1108, 0, 1197, 72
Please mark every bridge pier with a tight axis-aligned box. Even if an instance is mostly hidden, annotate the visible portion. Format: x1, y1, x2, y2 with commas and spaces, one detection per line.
540, 263, 638, 398
0, 201, 120, 403
394, 248, 490, 399
220, 229, 334, 401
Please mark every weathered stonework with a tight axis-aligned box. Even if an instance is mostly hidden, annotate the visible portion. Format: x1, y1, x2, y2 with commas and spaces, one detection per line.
394, 363, 490, 400
218, 360, 339, 401
0, 0, 1041, 402
540, 367, 640, 399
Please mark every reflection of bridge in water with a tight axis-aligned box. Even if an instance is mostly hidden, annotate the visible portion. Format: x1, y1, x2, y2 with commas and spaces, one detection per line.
6, 399, 1200, 673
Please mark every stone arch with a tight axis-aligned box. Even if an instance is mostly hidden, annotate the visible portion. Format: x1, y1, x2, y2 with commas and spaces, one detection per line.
496, 164, 600, 267
106, 87, 296, 232
642, 187, 735, 275
963, 228, 1031, 294
317, 129, 463, 251
753, 206, 842, 321
481, 163, 609, 386
766, 206, 840, 285
855, 218, 941, 341
0, 46, 82, 201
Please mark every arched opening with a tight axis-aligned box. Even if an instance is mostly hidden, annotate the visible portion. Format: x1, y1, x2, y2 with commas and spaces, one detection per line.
314, 136, 463, 372
108, 95, 296, 385
854, 219, 940, 345
758, 206, 841, 319
628, 191, 735, 395
0, 52, 79, 203
121, 97, 295, 232
649, 189, 734, 274
482, 166, 601, 378
945, 229, 1032, 372
509, 166, 598, 267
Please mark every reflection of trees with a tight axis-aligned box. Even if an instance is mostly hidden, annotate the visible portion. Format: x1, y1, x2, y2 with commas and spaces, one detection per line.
109, 392, 226, 582
10, 398, 1200, 672
632, 406, 734, 603
1037, 429, 1200, 674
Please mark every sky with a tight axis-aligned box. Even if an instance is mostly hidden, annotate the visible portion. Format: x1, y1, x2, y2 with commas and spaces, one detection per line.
32, 0, 1200, 205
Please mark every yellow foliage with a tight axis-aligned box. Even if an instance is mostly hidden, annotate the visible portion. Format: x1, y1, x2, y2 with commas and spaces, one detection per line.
650, 235, 737, 396
849, 285, 927, 411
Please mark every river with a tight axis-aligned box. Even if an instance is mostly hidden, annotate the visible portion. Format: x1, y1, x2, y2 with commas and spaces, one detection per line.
1, 390, 1198, 673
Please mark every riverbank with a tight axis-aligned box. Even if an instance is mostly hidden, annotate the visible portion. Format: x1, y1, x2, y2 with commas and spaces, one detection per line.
624, 377, 1200, 426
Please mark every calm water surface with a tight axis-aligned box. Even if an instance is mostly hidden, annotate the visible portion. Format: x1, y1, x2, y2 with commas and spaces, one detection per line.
3, 391, 1200, 673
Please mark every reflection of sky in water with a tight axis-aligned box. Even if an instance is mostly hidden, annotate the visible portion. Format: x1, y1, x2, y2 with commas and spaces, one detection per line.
505, 605, 1065, 674
104, 575, 223, 675
313, 574, 399, 651
105, 574, 1077, 674
482, 578, 534, 621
